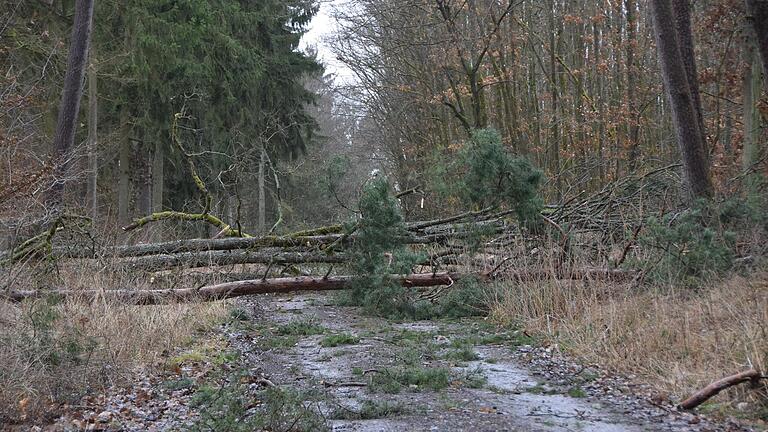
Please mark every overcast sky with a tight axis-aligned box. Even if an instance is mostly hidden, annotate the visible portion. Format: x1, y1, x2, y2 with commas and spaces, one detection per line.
298, 0, 355, 83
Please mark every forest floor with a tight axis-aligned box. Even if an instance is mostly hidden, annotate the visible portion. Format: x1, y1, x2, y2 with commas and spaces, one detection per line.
39, 292, 753, 432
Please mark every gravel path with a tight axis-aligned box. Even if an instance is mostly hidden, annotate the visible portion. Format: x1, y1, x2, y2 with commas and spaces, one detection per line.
43, 292, 752, 431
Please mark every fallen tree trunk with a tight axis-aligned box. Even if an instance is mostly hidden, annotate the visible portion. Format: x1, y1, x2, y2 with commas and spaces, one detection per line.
124, 249, 349, 272
678, 369, 764, 410
49, 228, 507, 260
3, 272, 463, 305
53, 235, 343, 258
122, 211, 250, 238
2, 267, 639, 305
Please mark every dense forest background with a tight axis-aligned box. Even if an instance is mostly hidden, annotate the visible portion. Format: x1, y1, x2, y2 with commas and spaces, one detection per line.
2, 0, 765, 239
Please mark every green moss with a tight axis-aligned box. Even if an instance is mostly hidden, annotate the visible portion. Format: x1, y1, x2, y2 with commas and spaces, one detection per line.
264, 335, 299, 349
444, 345, 480, 362
168, 351, 206, 368
526, 383, 558, 395
228, 307, 250, 322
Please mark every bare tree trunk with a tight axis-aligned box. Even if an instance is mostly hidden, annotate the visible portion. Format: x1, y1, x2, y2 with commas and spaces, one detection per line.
672, 0, 707, 157
626, 0, 641, 170
5, 273, 463, 304
86, 61, 97, 221
136, 140, 152, 218
48, 0, 95, 209
743, 27, 763, 194
745, 0, 768, 79
650, 0, 713, 199
152, 140, 163, 212
258, 143, 266, 233
592, 13, 605, 185
118, 111, 131, 225
549, 0, 562, 201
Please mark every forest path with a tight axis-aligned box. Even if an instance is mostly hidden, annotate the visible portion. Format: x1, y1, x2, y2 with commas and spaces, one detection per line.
230, 292, 719, 432
46, 292, 744, 431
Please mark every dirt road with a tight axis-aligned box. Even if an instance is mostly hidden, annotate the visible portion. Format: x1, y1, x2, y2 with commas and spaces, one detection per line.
47, 292, 749, 431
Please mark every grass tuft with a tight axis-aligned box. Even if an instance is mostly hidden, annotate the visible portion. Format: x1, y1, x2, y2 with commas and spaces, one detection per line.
276, 319, 326, 336
320, 333, 359, 347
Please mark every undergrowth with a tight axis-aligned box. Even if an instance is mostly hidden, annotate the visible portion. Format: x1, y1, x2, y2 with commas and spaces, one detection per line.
191, 376, 328, 432
0, 272, 226, 423
639, 197, 767, 284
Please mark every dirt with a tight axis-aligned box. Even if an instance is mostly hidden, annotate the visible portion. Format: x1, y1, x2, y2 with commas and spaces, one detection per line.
40, 292, 754, 431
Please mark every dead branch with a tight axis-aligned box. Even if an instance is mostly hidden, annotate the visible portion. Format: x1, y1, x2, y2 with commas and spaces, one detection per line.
678, 369, 764, 410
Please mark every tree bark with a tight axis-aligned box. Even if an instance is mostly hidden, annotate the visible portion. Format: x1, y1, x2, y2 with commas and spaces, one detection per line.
549, 0, 562, 201
672, 0, 707, 158
2, 269, 636, 304
745, 0, 768, 80
47, 0, 95, 209
650, 0, 713, 199
137, 140, 152, 218
626, 0, 641, 170
125, 249, 349, 272
742, 31, 763, 194
258, 143, 266, 233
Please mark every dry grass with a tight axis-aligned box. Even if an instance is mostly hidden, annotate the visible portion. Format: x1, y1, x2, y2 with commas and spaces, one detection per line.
0, 259, 229, 424
490, 271, 768, 413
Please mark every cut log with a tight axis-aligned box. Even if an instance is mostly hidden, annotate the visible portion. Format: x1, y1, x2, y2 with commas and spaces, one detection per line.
678, 369, 763, 410
3, 272, 463, 305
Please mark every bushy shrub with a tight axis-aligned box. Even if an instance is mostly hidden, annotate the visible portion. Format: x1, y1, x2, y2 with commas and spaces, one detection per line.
640, 197, 766, 283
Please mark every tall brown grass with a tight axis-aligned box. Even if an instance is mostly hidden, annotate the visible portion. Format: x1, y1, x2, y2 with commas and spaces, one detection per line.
490, 272, 768, 412
0, 256, 228, 424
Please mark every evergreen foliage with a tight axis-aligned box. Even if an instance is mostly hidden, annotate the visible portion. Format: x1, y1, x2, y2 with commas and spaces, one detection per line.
338, 178, 424, 317
641, 197, 767, 283
338, 178, 489, 319
2, 0, 323, 216
433, 128, 544, 229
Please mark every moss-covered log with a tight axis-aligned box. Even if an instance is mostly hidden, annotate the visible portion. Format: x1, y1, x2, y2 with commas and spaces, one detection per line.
121, 211, 250, 237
